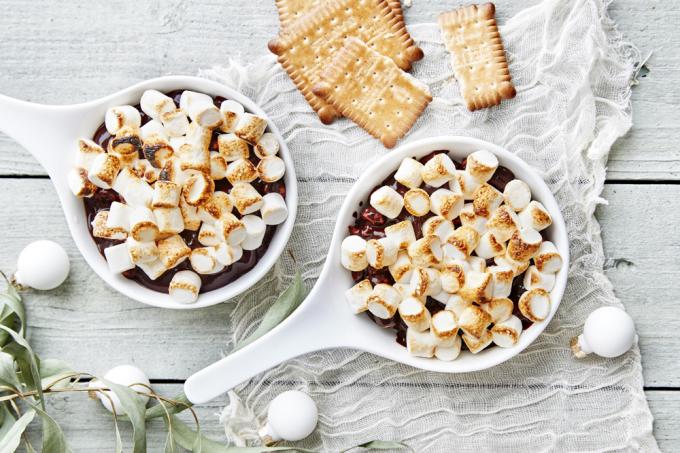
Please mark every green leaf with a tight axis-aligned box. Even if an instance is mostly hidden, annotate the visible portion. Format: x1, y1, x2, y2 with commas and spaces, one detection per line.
0, 325, 43, 409
30, 404, 71, 453
235, 272, 306, 351
0, 352, 21, 392
0, 409, 34, 453
39, 359, 74, 389
101, 378, 147, 453
144, 392, 193, 421
0, 292, 25, 336
344, 440, 412, 452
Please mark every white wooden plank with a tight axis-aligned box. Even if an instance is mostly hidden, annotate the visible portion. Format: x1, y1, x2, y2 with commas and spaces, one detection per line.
0, 0, 674, 179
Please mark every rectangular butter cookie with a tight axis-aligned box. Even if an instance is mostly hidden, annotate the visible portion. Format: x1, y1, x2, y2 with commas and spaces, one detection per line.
438, 3, 516, 111
275, 0, 404, 30
268, 0, 423, 125
313, 38, 432, 148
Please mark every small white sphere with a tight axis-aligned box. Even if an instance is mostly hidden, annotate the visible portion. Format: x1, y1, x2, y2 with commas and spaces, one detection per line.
583, 306, 636, 358
15, 240, 70, 290
89, 365, 151, 413
267, 390, 318, 442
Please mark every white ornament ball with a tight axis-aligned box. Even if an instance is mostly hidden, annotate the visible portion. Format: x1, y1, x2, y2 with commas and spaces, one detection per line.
265, 390, 318, 442
579, 306, 636, 358
15, 240, 70, 290
89, 365, 151, 413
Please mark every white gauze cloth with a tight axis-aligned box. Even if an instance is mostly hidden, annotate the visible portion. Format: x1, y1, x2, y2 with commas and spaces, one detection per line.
200, 0, 658, 450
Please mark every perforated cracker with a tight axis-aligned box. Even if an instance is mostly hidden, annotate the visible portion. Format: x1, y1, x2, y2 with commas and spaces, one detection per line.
438, 3, 516, 111
268, 0, 423, 124
313, 38, 432, 148
275, 0, 404, 30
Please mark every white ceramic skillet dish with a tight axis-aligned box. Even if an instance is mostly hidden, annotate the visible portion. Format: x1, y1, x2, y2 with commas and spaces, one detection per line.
184, 136, 569, 404
0, 76, 298, 309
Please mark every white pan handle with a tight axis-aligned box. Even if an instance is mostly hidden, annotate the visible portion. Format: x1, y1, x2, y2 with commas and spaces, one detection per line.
184, 277, 346, 404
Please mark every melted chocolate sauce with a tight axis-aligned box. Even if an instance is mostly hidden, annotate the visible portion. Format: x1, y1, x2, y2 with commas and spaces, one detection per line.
85, 90, 285, 294
349, 150, 533, 349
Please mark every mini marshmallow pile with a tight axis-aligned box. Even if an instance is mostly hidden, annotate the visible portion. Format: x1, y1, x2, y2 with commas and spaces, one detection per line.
68, 89, 288, 304
342, 150, 563, 360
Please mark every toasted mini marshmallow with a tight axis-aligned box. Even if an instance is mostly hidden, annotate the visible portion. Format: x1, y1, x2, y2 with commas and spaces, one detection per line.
388, 251, 413, 283
443, 226, 479, 261
430, 188, 464, 220
196, 222, 219, 246
190, 247, 222, 274
462, 330, 493, 354
503, 179, 531, 212
455, 170, 482, 200
445, 294, 472, 318
431, 310, 459, 346
440, 262, 466, 293
340, 235, 368, 271
126, 237, 159, 264
212, 242, 243, 266
153, 207, 184, 236
76, 138, 104, 169
421, 153, 456, 187
260, 193, 288, 225
138, 259, 168, 280
518, 200, 552, 232
459, 203, 487, 235
254, 132, 279, 158
523, 265, 556, 291
152, 181, 181, 208
104, 243, 135, 274
393, 282, 420, 301
158, 158, 184, 184
475, 232, 506, 259
169, 270, 202, 304
185, 122, 212, 152
431, 289, 451, 304
366, 237, 399, 269
140, 89, 175, 120
345, 279, 372, 314
533, 241, 563, 274
507, 228, 542, 262
226, 158, 258, 184
198, 191, 233, 224
230, 182, 263, 215
142, 134, 174, 168
398, 297, 431, 331
140, 119, 168, 141
458, 271, 493, 303
133, 159, 161, 184
409, 267, 441, 297
68, 167, 98, 197
179, 197, 201, 231
408, 236, 443, 267
241, 215, 266, 250
491, 315, 523, 348
91, 211, 127, 240
235, 113, 267, 144
366, 283, 401, 319
494, 254, 530, 277
472, 184, 503, 218
113, 168, 154, 207
434, 335, 462, 361
467, 256, 487, 273
458, 304, 492, 338
257, 156, 286, 183
106, 201, 131, 231
217, 213, 247, 246
486, 205, 520, 242
183, 171, 214, 206
422, 216, 454, 241
105, 105, 141, 135
465, 150, 498, 183
179, 91, 222, 129
108, 126, 142, 166
384, 220, 416, 249
394, 157, 424, 189
160, 109, 190, 137
519, 288, 551, 322
209, 152, 228, 180
488, 265, 513, 298
88, 153, 121, 189
219, 100, 245, 133
406, 329, 436, 358
218, 133, 250, 162
178, 144, 210, 173
157, 234, 191, 269
369, 186, 403, 219
482, 297, 513, 324
128, 206, 159, 242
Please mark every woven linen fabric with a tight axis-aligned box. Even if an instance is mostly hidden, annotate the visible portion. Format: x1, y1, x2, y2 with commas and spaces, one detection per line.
200, 0, 659, 450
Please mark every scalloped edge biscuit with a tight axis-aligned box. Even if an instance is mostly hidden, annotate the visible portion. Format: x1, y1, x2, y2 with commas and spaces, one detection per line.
275, 0, 404, 30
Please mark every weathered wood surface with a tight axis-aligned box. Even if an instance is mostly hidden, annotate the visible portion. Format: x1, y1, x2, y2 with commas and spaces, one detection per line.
0, 0, 676, 180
